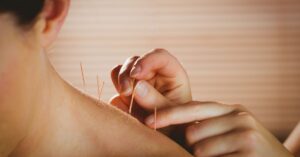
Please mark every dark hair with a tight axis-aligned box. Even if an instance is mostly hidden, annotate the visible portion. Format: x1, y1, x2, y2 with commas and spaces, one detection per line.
0, 0, 45, 25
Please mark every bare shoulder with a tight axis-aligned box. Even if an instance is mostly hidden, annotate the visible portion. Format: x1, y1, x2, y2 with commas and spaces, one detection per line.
74, 95, 192, 157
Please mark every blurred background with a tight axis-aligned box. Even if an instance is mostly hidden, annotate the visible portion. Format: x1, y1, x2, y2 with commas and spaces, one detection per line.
49, 0, 300, 140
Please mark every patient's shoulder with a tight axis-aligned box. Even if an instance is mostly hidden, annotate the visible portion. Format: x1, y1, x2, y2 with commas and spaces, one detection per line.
74, 96, 191, 157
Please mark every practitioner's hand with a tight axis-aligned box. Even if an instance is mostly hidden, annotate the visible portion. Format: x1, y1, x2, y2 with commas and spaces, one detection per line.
144, 101, 294, 157
109, 49, 192, 117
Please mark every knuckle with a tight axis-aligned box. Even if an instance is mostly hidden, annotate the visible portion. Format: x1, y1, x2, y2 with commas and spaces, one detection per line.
123, 56, 140, 69
150, 48, 174, 58
152, 48, 169, 54
232, 104, 243, 109
239, 112, 256, 127
134, 57, 144, 66
129, 55, 140, 61
232, 104, 246, 111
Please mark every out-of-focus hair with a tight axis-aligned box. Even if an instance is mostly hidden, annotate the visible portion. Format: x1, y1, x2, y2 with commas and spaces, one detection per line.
0, 0, 45, 25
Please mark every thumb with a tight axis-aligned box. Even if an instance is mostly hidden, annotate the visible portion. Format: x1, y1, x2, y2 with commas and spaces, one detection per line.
133, 80, 175, 111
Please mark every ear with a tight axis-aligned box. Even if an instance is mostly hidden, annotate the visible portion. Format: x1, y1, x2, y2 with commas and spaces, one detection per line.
36, 0, 70, 47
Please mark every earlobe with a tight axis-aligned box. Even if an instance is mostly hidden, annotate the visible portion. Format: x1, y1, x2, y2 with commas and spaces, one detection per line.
39, 0, 70, 47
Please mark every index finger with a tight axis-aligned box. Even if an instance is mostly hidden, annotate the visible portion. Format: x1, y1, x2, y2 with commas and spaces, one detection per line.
145, 101, 236, 129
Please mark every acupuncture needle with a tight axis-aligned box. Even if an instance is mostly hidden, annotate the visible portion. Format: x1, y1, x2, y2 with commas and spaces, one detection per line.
129, 79, 136, 114
96, 75, 104, 104
80, 62, 86, 91
129, 80, 157, 130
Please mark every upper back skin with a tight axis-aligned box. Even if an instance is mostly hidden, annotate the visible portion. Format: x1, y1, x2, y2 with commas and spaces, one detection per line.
9, 83, 192, 157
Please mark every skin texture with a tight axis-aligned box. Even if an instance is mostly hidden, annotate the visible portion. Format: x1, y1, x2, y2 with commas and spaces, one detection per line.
110, 49, 297, 157
0, 14, 44, 156
285, 122, 300, 157
0, 1, 192, 157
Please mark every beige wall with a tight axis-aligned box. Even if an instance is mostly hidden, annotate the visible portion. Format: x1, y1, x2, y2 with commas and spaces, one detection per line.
49, 0, 300, 138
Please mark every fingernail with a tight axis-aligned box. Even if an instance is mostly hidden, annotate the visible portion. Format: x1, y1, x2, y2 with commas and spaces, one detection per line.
121, 80, 132, 96
135, 81, 148, 98
145, 115, 154, 126
130, 66, 142, 77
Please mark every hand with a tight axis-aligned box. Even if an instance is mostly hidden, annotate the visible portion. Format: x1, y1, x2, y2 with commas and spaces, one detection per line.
144, 101, 294, 157
109, 49, 192, 118
109, 49, 192, 146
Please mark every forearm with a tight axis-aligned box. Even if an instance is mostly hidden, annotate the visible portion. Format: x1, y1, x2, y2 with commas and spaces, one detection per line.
285, 122, 300, 157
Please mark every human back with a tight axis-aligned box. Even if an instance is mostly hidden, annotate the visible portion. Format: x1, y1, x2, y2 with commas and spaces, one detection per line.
9, 80, 191, 157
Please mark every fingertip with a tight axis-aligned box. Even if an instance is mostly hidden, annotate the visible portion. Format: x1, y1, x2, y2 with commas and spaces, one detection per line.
130, 65, 142, 78
111, 65, 122, 92
111, 65, 122, 75
145, 115, 155, 127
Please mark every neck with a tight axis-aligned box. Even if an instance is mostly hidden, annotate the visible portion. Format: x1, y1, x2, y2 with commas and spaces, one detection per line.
8, 51, 93, 156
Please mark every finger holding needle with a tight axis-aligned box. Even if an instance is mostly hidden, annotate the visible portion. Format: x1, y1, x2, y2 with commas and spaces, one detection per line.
129, 79, 158, 130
